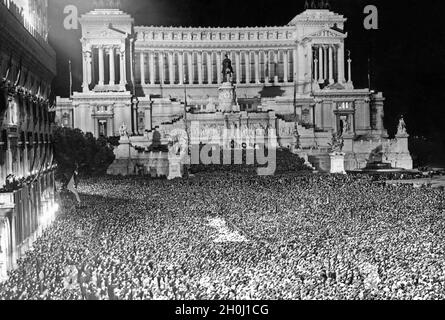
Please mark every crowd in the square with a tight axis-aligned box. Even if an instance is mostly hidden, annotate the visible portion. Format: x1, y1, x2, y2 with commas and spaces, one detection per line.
0, 168, 444, 300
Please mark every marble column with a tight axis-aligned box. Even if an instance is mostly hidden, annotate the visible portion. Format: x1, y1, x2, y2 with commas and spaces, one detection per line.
159, 52, 165, 84
217, 52, 222, 84
206, 52, 213, 84
314, 100, 322, 129
235, 51, 241, 84
139, 51, 145, 85
120, 45, 127, 85
347, 57, 352, 83
178, 52, 184, 85
23, 141, 28, 176
314, 55, 318, 81
318, 46, 324, 83
98, 46, 105, 86
274, 50, 279, 83
337, 43, 345, 84
82, 51, 89, 92
109, 47, 115, 85
168, 51, 174, 84
324, 46, 328, 80
264, 51, 270, 84
149, 51, 155, 85
254, 51, 260, 84
298, 44, 305, 82
197, 51, 203, 85
187, 52, 193, 84
293, 48, 298, 82
86, 51, 92, 85
283, 50, 288, 83
245, 51, 250, 84
328, 46, 334, 84
307, 45, 313, 83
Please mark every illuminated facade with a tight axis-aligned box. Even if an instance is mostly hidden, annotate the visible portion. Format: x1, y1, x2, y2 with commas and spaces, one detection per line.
0, 0, 57, 281
55, 6, 413, 173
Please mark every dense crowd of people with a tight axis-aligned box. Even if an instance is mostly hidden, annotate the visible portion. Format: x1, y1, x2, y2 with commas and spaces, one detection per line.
0, 170, 444, 300
189, 148, 310, 175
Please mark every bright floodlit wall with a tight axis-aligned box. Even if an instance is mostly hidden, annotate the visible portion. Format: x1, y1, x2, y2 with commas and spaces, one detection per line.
58, 7, 412, 172
0, 0, 57, 281
0, 0, 49, 42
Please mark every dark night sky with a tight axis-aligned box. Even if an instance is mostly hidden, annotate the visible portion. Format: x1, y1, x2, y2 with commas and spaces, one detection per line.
48, 0, 445, 139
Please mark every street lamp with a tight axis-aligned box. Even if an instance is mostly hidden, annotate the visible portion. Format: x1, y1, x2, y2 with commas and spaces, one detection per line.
131, 95, 139, 135
183, 76, 190, 148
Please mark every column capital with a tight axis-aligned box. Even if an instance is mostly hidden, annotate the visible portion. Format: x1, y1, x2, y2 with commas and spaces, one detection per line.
83, 42, 92, 51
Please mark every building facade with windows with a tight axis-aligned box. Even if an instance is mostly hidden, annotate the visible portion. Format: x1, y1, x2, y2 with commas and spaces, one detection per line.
55, 5, 412, 172
0, 0, 57, 281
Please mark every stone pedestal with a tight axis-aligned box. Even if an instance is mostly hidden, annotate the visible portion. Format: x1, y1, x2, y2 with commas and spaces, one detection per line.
329, 152, 346, 174
148, 152, 169, 177
167, 156, 183, 180
106, 136, 135, 176
218, 82, 235, 112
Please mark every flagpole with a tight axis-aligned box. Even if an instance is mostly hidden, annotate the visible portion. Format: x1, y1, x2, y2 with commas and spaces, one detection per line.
184, 76, 190, 149
368, 56, 371, 90
69, 60, 73, 98
293, 72, 297, 119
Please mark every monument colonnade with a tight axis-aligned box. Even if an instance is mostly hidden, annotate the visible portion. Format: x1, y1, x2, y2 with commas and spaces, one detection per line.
134, 43, 349, 87
81, 42, 128, 92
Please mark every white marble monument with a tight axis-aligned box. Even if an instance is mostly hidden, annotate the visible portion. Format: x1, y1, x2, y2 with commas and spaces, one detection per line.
217, 82, 235, 113
56, 6, 414, 174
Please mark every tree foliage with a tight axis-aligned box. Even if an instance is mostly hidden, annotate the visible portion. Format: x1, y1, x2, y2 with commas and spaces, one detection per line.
53, 127, 115, 180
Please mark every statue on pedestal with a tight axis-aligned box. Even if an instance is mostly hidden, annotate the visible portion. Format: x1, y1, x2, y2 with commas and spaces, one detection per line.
168, 138, 181, 157
397, 115, 407, 135
168, 129, 188, 159
222, 54, 234, 83
119, 122, 128, 137
329, 133, 344, 153
345, 119, 351, 133
167, 129, 188, 180
329, 133, 346, 174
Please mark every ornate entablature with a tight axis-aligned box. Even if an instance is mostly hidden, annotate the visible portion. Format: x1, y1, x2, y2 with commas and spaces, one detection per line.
91, 104, 114, 118
314, 89, 371, 99
302, 27, 347, 44
134, 26, 297, 49
71, 92, 132, 107
79, 9, 134, 47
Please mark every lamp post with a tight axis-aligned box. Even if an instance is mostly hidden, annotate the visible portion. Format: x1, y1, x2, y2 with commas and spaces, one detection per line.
131, 96, 139, 135
127, 130, 131, 176
183, 76, 190, 149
